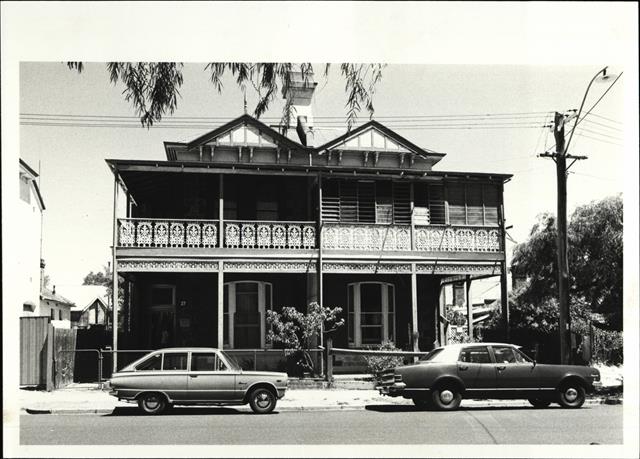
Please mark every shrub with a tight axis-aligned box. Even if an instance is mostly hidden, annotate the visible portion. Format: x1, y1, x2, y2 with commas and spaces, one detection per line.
363, 340, 405, 376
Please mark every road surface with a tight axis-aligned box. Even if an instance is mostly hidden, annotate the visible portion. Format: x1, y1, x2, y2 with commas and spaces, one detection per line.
20, 404, 622, 445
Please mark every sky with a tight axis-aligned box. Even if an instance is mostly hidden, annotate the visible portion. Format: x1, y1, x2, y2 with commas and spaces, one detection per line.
18, 62, 627, 291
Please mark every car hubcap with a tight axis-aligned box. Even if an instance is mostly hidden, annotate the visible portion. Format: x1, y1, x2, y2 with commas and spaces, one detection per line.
565, 388, 578, 402
146, 397, 159, 409
256, 393, 271, 409
440, 390, 454, 404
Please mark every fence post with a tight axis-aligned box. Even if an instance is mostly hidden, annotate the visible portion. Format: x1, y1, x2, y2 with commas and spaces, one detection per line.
45, 323, 54, 392
98, 350, 104, 388
325, 336, 333, 383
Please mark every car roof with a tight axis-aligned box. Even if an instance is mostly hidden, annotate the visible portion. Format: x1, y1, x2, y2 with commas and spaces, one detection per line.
153, 347, 221, 352
438, 342, 520, 351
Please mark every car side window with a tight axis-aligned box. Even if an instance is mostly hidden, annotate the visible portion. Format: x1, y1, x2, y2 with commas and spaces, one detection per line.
163, 352, 188, 371
135, 354, 162, 371
459, 346, 491, 364
191, 353, 228, 371
492, 346, 517, 364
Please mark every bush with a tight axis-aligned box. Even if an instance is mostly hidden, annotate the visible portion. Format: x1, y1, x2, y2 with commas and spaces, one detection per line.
363, 340, 405, 376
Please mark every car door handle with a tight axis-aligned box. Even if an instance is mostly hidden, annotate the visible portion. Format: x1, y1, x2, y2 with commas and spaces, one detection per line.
189, 374, 199, 378
496, 366, 506, 371
458, 365, 469, 371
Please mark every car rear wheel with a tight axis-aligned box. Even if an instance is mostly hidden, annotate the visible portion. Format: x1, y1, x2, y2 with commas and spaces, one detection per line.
137, 392, 167, 415
249, 388, 276, 414
431, 386, 462, 411
528, 397, 552, 408
412, 398, 433, 410
557, 383, 586, 408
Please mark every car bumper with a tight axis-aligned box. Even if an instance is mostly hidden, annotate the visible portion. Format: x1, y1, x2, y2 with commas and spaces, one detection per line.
376, 382, 406, 396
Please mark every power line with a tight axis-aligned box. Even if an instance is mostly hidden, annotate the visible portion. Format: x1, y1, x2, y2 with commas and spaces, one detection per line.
20, 110, 554, 120
20, 121, 550, 131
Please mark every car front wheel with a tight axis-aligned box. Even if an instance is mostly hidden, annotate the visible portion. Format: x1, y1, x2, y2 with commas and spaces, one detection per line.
137, 392, 167, 415
557, 383, 586, 408
249, 388, 276, 414
431, 386, 462, 411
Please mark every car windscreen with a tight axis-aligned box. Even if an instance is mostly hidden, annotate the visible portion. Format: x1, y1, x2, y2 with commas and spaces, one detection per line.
135, 353, 162, 371
419, 348, 445, 362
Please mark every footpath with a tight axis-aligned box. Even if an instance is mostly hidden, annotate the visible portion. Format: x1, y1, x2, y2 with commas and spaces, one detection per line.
20, 373, 622, 415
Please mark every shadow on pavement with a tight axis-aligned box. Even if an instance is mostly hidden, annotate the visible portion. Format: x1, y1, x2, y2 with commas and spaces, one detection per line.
107, 406, 257, 416
364, 404, 568, 412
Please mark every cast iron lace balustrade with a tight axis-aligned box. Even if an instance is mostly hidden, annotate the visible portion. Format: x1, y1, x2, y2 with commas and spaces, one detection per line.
321, 223, 501, 252
117, 219, 218, 248
224, 221, 316, 249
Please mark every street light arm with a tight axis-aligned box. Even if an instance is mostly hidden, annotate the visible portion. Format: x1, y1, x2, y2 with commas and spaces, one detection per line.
564, 66, 608, 155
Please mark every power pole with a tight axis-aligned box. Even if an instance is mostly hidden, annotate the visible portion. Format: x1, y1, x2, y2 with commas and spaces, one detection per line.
540, 112, 586, 364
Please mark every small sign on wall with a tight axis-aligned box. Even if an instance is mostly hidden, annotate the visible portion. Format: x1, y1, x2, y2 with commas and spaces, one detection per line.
179, 318, 191, 328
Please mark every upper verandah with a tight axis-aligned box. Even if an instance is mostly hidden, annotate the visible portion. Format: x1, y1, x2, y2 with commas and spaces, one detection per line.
161, 114, 447, 173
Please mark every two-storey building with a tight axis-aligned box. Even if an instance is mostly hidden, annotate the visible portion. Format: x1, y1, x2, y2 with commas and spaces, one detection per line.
107, 77, 511, 373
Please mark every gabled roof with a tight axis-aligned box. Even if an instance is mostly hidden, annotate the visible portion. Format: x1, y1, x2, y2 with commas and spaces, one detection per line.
19, 159, 46, 210
61, 285, 109, 312
41, 288, 74, 307
314, 120, 445, 159
186, 114, 305, 151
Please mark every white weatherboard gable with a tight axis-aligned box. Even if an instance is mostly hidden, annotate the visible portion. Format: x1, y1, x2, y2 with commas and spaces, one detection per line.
207, 124, 276, 147
331, 126, 409, 153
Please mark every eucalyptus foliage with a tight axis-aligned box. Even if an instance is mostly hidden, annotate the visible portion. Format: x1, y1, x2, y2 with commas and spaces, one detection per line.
508, 194, 623, 331
67, 62, 385, 131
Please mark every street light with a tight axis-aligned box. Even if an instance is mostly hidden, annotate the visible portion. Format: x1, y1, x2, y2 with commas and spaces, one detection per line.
555, 66, 619, 365
564, 67, 617, 155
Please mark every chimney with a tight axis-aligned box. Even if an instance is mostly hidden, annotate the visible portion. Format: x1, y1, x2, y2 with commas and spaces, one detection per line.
282, 68, 318, 146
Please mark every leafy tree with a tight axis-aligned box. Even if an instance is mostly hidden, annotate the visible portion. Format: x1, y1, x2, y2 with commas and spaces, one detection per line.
67, 62, 385, 130
266, 302, 344, 377
508, 194, 623, 331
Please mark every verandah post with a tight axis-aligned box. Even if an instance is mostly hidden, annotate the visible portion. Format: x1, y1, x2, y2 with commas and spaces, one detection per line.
112, 170, 119, 373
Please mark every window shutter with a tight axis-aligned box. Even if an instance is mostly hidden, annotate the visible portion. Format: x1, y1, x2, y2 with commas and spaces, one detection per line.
413, 183, 430, 225
375, 181, 393, 224
340, 181, 358, 223
392, 182, 411, 224
483, 184, 500, 226
357, 181, 375, 223
428, 185, 446, 224
447, 183, 466, 225
466, 183, 484, 225
321, 179, 340, 222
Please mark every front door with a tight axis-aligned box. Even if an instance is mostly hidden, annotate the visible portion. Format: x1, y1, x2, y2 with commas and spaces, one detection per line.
491, 345, 538, 390
186, 352, 238, 401
457, 345, 497, 392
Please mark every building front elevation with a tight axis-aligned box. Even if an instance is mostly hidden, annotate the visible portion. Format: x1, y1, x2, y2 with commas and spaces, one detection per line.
107, 111, 511, 373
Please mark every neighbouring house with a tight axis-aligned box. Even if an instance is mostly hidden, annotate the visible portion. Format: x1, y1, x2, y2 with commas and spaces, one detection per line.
106, 71, 511, 373
64, 285, 109, 328
18, 159, 46, 316
39, 285, 73, 325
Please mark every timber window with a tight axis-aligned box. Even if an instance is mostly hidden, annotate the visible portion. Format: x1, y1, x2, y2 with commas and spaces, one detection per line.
322, 179, 412, 224
347, 282, 396, 346
445, 183, 501, 226
223, 281, 273, 349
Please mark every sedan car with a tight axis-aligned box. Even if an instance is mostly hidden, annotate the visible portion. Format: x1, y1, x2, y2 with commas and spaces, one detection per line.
376, 342, 601, 411
107, 347, 288, 415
